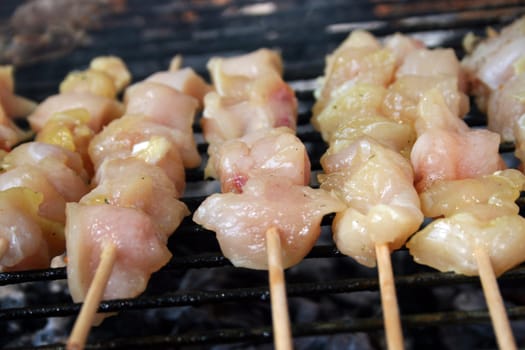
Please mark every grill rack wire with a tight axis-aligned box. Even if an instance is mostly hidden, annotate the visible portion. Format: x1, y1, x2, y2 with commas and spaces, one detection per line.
2, 0, 525, 349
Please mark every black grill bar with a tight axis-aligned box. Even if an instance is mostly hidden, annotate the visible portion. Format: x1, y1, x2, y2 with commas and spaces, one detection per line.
2, 266, 525, 322
10, 307, 525, 350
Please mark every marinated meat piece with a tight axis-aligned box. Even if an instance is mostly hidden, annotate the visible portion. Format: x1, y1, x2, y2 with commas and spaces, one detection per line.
410, 90, 505, 192
28, 92, 124, 132
193, 176, 344, 270
146, 67, 212, 107
407, 213, 525, 277
205, 127, 310, 192
0, 188, 64, 271
202, 74, 297, 144
0, 165, 66, 223
89, 115, 190, 186
2, 142, 89, 202
320, 138, 423, 267
66, 203, 172, 315
82, 158, 189, 237
419, 169, 525, 220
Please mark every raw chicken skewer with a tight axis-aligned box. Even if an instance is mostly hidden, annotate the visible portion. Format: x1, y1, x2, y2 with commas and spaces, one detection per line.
407, 170, 525, 350
65, 57, 203, 349
0, 56, 131, 272
312, 30, 428, 349
195, 49, 343, 350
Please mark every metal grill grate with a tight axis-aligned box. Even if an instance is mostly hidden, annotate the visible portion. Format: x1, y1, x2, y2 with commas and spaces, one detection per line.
1, 0, 525, 349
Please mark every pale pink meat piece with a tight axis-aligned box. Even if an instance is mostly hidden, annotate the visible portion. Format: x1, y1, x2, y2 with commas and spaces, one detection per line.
202, 74, 297, 144
28, 92, 124, 132
319, 138, 423, 267
146, 68, 212, 107
193, 176, 345, 270
124, 81, 199, 133
82, 158, 189, 238
205, 127, 310, 193
383, 33, 425, 67
395, 48, 467, 91
462, 16, 525, 113
89, 114, 198, 173
0, 165, 66, 223
419, 169, 525, 220
0, 188, 64, 272
2, 142, 89, 202
66, 203, 172, 307
407, 213, 525, 277
410, 90, 505, 192
487, 73, 525, 142
381, 75, 469, 125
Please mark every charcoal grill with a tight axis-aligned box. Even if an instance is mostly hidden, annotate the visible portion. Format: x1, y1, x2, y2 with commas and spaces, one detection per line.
2, 0, 525, 349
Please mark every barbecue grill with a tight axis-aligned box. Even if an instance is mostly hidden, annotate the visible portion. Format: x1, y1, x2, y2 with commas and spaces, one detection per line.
2, 0, 525, 349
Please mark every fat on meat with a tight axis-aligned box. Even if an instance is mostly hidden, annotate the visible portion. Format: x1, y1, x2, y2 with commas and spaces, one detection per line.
193, 176, 345, 270
205, 127, 310, 193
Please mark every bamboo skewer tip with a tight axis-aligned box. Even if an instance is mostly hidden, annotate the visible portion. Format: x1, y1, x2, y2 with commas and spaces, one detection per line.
266, 227, 293, 350
375, 243, 404, 350
474, 247, 517, 350
0, 237, 9, 260
67, 242, 118, 350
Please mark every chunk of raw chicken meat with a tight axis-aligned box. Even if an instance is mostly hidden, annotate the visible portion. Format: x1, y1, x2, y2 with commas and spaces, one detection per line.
419, 169, 525, 220
1, 142, 89, 202
89, 114, 197, 175
66, 203, 172, 318
28, 92, 124, 132
146, 68, 212, 107
0, 188, 64, 271
311, 83, 387, 141
0, 165, 66, 223
193, 176, 345, 270
82, 158, 189, 237
410, 89, 505, 192
407, 213, 525, 276
319, 138, 423, 267
487, 73, 525, 142
124, 81, 199, 133
205, 127, 310, 193
202, 74, 297, 144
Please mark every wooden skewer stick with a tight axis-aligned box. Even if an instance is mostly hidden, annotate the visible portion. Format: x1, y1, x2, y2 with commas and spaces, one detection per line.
375, 243, 404, 350
0, 237, 9, 260
474, 247, 517, 350
266, 227, 293, 350
67, 242, 117, 350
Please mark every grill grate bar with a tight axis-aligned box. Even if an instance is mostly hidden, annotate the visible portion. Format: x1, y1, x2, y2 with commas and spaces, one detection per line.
2, 266, 525, 321
10, 306, 525, 350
